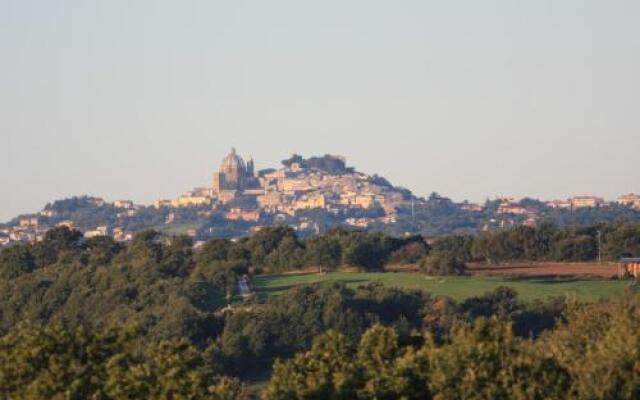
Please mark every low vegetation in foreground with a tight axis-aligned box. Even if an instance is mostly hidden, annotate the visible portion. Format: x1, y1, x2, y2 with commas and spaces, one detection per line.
264, 295, 640, 399
0, 224, 639, 398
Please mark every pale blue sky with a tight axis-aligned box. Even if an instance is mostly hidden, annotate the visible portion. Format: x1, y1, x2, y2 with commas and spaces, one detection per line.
2, 1, 639, 222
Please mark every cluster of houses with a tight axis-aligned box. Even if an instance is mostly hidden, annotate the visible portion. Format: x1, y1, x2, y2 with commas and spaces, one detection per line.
154, 149, 406, 229
145, 149, 640, 236
2, 148, 640, 248
545, 194, 640, 210
471, 194, 640, 232
0, 199, 138, 247
0, 217, 45, 246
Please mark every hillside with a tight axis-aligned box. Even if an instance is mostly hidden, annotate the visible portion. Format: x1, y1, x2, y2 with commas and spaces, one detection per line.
1, 224, 640, 398
3, 151, 640, 249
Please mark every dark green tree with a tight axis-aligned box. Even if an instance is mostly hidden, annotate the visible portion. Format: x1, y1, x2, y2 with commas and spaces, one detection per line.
419, 251, 466, 276
0, 244, 35, 279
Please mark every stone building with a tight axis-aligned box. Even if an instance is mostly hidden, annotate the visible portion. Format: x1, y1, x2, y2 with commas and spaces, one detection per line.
570, 196, 605, 208
212, 148, 258, 193
618, 193, 640, 209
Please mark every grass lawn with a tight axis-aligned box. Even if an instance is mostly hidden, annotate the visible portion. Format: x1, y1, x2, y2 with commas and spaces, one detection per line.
252, 272, 633, 302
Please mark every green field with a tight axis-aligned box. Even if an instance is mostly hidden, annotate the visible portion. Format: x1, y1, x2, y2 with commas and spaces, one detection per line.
252, 272, 632, 302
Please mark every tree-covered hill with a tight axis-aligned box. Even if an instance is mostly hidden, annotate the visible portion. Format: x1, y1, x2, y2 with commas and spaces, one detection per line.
1, 224, 640, 398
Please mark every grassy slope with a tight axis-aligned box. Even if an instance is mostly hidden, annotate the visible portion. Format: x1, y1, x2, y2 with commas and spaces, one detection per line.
252, 272, 632, 302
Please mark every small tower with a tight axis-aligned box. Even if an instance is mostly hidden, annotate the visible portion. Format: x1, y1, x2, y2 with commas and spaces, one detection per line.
247, 156, 255, 178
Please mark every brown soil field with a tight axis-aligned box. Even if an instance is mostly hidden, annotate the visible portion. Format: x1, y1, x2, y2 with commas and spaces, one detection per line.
467, 262, 620, 278
386, 262, 621, 278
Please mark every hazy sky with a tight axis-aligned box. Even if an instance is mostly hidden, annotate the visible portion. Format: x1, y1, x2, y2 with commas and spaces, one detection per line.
2, 1, 639, 222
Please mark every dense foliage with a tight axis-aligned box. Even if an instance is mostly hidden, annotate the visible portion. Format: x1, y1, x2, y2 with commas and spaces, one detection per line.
0, 323, 247, 399
219, 283, 433, 376
0, 228, 226, 343
0, 224, 639, 398
280, 154, 354, 174
265, 292, 640, 400
237, 221, 640, 273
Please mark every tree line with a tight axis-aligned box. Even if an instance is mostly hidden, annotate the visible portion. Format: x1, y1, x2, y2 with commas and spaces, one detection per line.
3, 221, 640, 282
197, 221, 640, 277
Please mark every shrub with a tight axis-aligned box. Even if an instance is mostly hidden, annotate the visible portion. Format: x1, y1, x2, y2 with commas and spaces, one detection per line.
419, 251, 466, 276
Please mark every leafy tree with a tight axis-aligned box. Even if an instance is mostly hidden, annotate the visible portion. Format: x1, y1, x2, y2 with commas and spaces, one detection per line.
602, 222, 640, 259
388, 239, 430, 264
341, 232, 390, 271
84, 236, 123, 266
419, 252, 466, 276
428, 318, 570, 399
106, 338, 247, 399
160, 235, 194, 277
281, 154, 352, 174
244, 226, 298, 267
471, 232, 501, 263
264, 236, 306, 272
431, 234, 473, 262
544, 295, 640, 399
193, 259, 247, 305
128, 230, 164, 264
31, 226, 84, 268
0, 244, 35, 279
264, 330, 357, 400
352, 282, 429, 328
198, 239, 234, 265
0, 323, 246, 399
43, 225, 83, 246
461, 286, 521, 320
305, 235, 342, 273
551, 234, 597, 262
355, 325, 403, 398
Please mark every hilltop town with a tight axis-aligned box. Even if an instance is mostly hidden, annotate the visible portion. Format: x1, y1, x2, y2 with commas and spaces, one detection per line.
155, 148, 406, 226
2, 148, 640, 247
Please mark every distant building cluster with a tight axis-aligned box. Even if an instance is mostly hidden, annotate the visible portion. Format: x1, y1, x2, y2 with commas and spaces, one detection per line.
547, 196, 606, 209
542, 194, 640, 210
617, 193, 640, 209
154, 148, 405, 229
491, 197, 539, 228
2, 147, 640, 248
0, 197, 139, 247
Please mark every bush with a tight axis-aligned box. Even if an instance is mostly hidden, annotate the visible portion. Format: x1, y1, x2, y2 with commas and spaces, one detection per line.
388, 240, 429, 264
419, 251, 466, 275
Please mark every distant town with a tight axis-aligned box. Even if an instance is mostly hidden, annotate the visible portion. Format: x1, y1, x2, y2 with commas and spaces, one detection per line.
2, 147, 640, 248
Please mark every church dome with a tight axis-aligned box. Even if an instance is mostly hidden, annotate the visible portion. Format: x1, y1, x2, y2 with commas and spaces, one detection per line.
220, 147, 246, 174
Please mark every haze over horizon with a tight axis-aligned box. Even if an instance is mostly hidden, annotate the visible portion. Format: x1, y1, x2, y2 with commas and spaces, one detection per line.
2, 1, 639, 222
